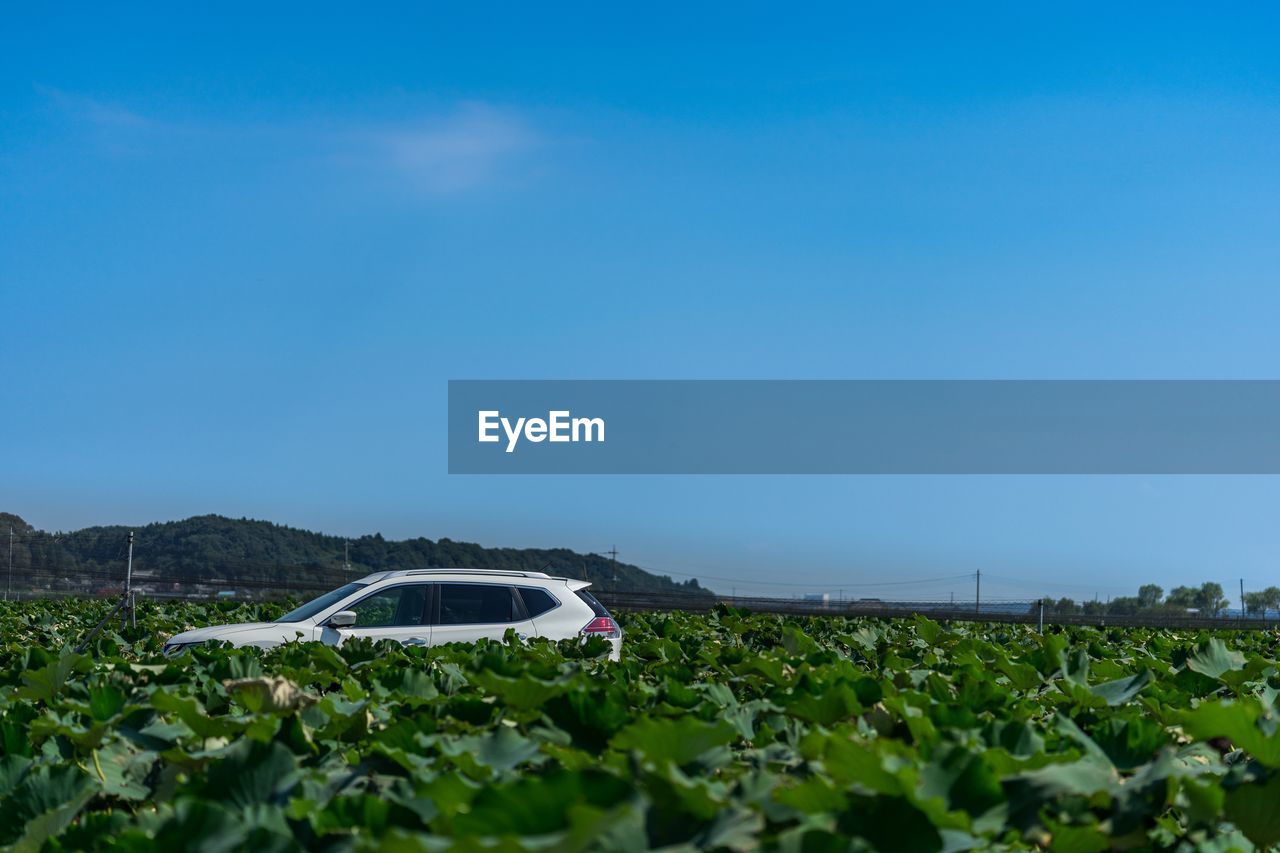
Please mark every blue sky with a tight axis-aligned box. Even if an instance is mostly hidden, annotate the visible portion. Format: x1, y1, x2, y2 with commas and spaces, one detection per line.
3, 4, 1279, 601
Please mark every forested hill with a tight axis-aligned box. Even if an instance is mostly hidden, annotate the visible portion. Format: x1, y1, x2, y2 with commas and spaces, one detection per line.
0, 512, 709, 597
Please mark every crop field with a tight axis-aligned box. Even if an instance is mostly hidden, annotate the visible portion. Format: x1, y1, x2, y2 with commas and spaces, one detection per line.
2, 600, 1280, 851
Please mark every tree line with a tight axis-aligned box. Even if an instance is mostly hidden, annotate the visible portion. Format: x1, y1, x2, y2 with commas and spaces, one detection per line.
1038, 582, 1280, 618
0, 512, 711, 599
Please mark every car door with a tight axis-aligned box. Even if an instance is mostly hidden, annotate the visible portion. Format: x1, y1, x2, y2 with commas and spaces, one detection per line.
332, 583, 432, 647
431, 582, 535, 647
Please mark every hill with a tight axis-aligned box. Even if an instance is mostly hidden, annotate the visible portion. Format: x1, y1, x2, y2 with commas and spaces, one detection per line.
1, 513, 710, 599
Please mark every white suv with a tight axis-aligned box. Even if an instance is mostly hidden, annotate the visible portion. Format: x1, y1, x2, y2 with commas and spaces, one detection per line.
162, 569, 623, 660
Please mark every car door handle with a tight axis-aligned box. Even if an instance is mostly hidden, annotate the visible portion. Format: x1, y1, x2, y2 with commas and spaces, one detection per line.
404, 637, 428, 646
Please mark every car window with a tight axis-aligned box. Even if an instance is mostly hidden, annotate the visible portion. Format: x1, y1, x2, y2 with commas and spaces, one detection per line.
438, 583, 518, 625
349, 585, 429, 628
517, 587, 559, 618
575, 589, 611, 617
278, 582, 367, 623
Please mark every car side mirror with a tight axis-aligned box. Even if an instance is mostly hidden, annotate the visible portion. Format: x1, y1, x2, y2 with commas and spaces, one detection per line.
327, 610, 357, 628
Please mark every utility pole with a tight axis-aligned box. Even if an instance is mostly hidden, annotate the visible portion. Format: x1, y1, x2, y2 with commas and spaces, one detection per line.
975, 570, 981, 616
1038, 598, 1044, 634
606, 546, 618, 592
344, 541, 351, 573
1240, 578, 1245, 621
122, 532, 135, 630
77, 531, 137, 653
6, 527, 12, 602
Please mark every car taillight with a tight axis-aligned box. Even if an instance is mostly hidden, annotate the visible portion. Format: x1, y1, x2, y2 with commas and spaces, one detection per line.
581, 616, 621, 639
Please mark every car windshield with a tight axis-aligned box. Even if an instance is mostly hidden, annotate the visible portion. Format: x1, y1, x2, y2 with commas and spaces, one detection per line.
277, 582, 366, 623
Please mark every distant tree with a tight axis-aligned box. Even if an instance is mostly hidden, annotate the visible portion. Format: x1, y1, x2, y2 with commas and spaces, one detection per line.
1166, 586, 1197, 609
1082, 600, 1106, 616
1106, 596, 1142, 616
1031, 597, 1077, 615
1244, 587, 1280, 617
1137, 584, 1164, 609
0, 513, 713, 599
1262, 587, 1280, 613
0, 513, 34, 534
1196, 582, 1229, 616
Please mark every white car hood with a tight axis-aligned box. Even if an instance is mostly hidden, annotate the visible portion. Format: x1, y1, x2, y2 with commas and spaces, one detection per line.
167, 621, 310, 646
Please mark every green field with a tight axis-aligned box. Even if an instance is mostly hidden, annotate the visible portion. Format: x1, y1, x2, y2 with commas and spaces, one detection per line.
2, 599, 1279, 850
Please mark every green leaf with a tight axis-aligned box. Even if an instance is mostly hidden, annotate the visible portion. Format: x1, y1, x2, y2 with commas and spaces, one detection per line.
88, 684, 128, 721
1178, 700, 1280, 767
451, 770, 632, 836
467, 670, 566, 710
918, 745, 1005, 820
1089, 669, 1152, 706
1186, 639, 1247, 680
1061, 648, 1090, 686
310, 793, 392, 837
781, 626, 819, 656
0, 756, 34, 797
988, 719, 1046, 758
913, 615, 941, 646
1042, 818, 1111, 853
0, 764, 96, 851
1088, 716, 1171, 771
442, 726, 544, 774
1004, 760, 1117, 829
774, 776, 848, 814
225, 677, 316, 714
785, 682, 864, 726
611, 716, 738, 768
1224, 772, 1280, 848
806, 733, 905, 796
995, 658, 1043, 692
151, 799, 251, 853
150, 688, 249, 740
1181, 775, 1225, 827
190, 740, 299, 809
89, 740, 154, 800
16, 652, 93, 704
695, 806, 764, 851
840, 794, 944, 852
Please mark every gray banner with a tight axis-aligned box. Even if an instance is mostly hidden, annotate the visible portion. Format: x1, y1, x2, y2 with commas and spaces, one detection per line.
447, 380, 1280, 474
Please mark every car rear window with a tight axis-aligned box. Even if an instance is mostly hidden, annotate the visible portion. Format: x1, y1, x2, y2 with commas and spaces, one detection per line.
575, 589, 611, 617
517, 587, 559, 617
438, 583, 518, 625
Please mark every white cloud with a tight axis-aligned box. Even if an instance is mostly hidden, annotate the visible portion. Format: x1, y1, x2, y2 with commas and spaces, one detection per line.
367, 103, 540, 193
38, 87, 545, 196
35, 85, 154, 129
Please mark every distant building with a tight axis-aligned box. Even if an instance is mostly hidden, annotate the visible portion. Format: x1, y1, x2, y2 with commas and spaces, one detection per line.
804, 593, 830, 604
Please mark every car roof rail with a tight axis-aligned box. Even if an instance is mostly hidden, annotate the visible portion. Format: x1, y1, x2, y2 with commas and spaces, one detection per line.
357, 568, 558, 582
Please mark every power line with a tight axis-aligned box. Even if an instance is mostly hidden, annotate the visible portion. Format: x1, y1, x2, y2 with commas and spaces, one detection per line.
979, 573, 1137, 594
635, 564, 976, 590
